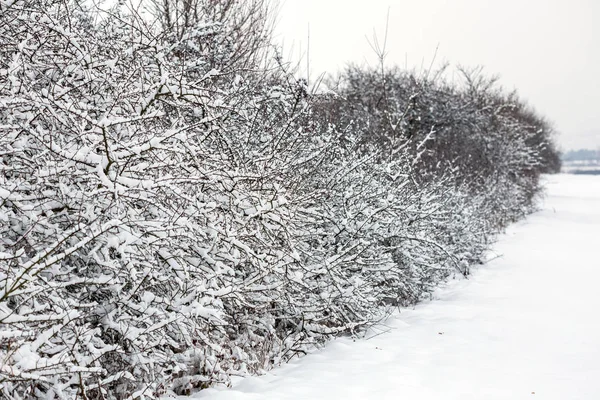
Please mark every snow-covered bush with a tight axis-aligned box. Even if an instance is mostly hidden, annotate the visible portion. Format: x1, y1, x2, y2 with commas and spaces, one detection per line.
0, 1, 561, 398
0, 1, 303, 397
322, 65, 560, 221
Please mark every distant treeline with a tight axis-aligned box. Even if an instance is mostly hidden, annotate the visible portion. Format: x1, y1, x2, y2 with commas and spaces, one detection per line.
571, 170, 600, 175
562, 149, 600, 162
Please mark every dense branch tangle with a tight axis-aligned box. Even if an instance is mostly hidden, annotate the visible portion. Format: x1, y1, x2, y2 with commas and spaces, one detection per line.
0, 1, 560, 398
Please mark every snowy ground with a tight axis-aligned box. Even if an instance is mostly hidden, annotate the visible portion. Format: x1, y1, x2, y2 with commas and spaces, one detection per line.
182, 174, 600, 400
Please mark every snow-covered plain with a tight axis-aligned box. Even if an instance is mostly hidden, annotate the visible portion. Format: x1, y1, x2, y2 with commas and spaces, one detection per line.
183, 174, 600, 400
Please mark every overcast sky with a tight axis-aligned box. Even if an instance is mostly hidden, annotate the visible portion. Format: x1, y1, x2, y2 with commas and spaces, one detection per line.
274, 0, 600, 151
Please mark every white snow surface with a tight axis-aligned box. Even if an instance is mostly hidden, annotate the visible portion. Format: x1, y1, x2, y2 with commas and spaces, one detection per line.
183, 174, 600, 400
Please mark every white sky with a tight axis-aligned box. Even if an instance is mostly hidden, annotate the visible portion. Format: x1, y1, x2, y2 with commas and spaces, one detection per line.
274, 0, 600, 151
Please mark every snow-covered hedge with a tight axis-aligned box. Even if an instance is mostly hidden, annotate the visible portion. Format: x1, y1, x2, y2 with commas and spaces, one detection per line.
0, 1, 560, 398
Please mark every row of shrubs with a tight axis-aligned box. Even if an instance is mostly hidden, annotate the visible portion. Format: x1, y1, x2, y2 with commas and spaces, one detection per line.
0, 0, 560, 398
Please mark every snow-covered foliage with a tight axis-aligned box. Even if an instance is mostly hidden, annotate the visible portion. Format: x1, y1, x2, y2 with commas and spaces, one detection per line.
0, 1, 561, 398
321, 65, 560, 223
